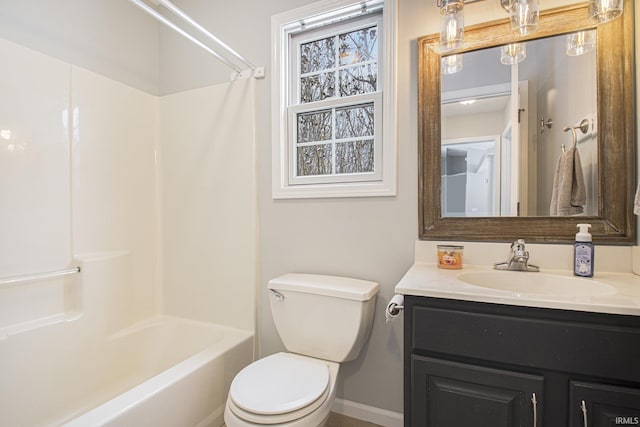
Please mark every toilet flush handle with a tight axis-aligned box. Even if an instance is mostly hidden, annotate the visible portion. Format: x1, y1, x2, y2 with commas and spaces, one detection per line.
270, 289, 285, 301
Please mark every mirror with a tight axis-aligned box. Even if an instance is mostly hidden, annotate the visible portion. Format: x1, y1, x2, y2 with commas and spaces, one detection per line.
419, 2, 635, 243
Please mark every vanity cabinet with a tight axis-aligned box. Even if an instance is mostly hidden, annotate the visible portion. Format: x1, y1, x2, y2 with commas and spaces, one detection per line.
404, 296, 640, 427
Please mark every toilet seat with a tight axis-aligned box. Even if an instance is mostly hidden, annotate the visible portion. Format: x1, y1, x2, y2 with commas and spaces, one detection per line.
228, 353, 331, 425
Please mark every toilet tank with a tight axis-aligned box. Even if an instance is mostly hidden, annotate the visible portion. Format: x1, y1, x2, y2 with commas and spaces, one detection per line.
268, 273, 379, 363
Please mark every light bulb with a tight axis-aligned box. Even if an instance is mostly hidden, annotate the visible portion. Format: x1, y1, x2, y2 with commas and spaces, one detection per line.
589, 0, 623, 23
442, 55, 463, 74
500, 43, 526, 65
509, 0, 539, 36
566, 30, 596, 56
439, 1, 464, 51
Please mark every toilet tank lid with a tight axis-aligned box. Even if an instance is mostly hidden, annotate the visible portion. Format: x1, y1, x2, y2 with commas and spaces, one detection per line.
268, 273, 379, 301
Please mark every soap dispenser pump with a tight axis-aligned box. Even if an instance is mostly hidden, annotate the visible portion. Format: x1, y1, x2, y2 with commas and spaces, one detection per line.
574, 223, 594, 277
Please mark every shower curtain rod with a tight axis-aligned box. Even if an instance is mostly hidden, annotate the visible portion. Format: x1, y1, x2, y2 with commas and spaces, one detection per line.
127, 0, 264, 80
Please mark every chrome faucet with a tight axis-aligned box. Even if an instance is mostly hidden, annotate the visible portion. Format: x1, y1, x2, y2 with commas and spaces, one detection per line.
493, 239, 540, 272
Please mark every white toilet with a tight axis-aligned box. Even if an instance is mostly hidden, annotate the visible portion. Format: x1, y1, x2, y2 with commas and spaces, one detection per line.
224, 273, 379, 427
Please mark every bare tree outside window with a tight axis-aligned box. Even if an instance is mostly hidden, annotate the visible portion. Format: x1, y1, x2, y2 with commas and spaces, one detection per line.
296, 26, 378, 178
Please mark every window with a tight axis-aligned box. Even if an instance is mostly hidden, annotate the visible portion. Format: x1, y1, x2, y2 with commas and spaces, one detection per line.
272, 0, 396, 198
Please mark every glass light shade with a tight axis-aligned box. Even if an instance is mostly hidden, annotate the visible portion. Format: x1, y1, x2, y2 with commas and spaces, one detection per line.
500, 43, 526, 65
442, 55, 463, 74
509, 0, 539, 36
589, 0, 623, 23
440, 1, 464, 50
566, 30, 596, 56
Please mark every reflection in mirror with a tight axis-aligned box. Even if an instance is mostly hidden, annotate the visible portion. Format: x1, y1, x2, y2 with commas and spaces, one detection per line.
418, 2, 635, 244
440, 32, 597, 217
442, 136, 499, 216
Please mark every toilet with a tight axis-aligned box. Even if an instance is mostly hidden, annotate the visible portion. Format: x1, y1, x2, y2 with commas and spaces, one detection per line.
224, 273, 379, 427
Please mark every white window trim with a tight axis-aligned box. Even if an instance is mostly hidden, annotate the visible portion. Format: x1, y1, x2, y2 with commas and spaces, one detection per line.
271, 0, 397, 199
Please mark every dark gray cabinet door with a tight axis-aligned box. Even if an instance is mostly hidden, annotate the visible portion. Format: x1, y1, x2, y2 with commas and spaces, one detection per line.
412, 356, 544, 427
569, 381, 640, 427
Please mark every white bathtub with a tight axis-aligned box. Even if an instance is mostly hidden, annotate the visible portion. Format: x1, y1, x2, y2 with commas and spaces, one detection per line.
0, 315, 253, 427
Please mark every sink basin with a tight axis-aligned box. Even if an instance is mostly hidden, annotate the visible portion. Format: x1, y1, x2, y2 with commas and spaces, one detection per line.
457, 271, 616, 297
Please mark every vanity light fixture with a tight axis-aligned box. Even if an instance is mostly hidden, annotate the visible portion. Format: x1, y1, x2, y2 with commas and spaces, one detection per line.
459, 99, 476, 105
437, 0, 539, 43
438, 0, 464, 50
500, 42, 526, 65
589, 0, 623, 24
436, 0, 623, 50
442, 54, 463, 74
566, 30, 596, 56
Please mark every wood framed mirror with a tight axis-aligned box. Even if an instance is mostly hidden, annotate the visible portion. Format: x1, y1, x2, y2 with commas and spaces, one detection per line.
418, 2, 635, 244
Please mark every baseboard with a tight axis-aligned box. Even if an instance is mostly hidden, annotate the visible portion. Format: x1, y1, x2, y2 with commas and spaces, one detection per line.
332, 398, 403, 427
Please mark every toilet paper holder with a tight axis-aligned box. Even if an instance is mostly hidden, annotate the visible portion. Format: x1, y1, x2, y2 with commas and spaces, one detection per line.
385, 294, 405, 323
387, 301, 404, 316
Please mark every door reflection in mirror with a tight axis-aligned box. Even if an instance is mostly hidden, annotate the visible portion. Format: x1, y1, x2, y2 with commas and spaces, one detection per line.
441, 136, 500, 217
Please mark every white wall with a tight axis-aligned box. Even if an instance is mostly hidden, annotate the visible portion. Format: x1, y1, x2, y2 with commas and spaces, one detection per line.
0, 38, 159, 331
0, 40, 257, 336
71, 65, 160, 322
0, 39, 71, 279
443, 111, 506, 140
0, 39, 72, 330
1, 0, 161, 333
0, 0, 160, 95
159, 80, 257, 331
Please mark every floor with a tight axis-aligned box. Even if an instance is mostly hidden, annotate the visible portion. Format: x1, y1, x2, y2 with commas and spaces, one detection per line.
223, 413, 382, 427
326, 412, 383, 427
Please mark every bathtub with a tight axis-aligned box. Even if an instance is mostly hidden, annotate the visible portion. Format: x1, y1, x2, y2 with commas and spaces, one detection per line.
0, 315, 253, 427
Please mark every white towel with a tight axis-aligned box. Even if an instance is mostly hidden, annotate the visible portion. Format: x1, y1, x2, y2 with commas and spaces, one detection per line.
550, 146, 586, 216
634, 183, 640, 215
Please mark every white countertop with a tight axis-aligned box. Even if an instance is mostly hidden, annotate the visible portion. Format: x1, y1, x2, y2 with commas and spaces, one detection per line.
395, 263, 640, 316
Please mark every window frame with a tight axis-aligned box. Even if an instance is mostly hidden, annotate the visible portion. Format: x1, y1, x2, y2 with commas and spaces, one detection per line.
271, 0, 397, 199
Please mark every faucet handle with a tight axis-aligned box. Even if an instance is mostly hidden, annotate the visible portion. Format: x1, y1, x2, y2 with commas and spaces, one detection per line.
511, 239, 526, 251
511, 239, 529, 259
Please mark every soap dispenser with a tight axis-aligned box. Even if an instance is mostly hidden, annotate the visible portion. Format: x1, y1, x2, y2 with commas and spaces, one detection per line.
574, 224, 594, 277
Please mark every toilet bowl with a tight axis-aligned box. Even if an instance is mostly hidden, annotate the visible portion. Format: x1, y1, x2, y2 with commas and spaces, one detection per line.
224, 274, 379, 427
224, 353, 339, 426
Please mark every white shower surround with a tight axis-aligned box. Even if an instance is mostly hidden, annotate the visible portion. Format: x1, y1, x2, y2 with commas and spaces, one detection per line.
0, 37, 256, 426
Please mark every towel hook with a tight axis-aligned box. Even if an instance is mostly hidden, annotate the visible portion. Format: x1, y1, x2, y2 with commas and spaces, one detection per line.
563, 118, 591, 149
540, 118, 553, 133
563, 118, 590, 135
